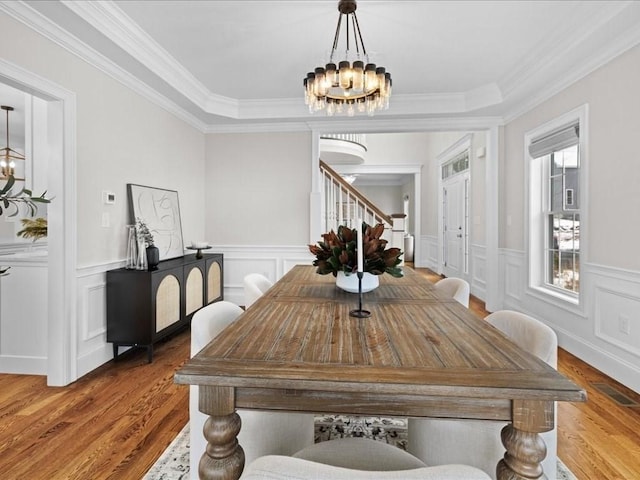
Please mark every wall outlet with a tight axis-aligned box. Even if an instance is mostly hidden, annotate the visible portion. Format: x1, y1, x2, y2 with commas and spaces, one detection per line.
619, 315, 631, 335
102, 212, 110, 228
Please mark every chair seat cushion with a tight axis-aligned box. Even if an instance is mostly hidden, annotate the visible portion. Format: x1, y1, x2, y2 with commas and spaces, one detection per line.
293, 437, 427, 471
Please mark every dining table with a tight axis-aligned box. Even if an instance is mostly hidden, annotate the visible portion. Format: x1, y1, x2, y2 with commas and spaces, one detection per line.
175, 265, 586, 480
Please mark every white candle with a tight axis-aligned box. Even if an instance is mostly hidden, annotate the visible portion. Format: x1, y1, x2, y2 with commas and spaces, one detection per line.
357, 218, 364, 272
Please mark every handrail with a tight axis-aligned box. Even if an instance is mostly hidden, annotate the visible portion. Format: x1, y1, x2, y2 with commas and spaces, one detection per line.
320, 160, 393, 226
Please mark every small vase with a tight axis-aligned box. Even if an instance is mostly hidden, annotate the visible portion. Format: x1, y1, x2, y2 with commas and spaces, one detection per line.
146, 245, 160, 270
125, 225, 137, 269
336, 271, 379, 293
135, 239, 147, 270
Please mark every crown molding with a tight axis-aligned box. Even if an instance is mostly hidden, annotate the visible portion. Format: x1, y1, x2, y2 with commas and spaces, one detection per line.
204, 116, 504, 134
61, 1, 214, 108
502, 1, 640, 124
0, 1, 209, 132
500, 1, 632, 98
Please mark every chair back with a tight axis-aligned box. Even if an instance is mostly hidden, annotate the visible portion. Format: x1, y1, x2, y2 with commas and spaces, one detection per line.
485, 310, 557, 367
244, 273, 274, 308
240, 455, 492, 479
191, 300, 244, 356
434, 277, 470, 308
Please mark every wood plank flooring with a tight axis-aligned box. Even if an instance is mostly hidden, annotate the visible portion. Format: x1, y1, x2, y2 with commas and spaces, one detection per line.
0, 267, 638, 479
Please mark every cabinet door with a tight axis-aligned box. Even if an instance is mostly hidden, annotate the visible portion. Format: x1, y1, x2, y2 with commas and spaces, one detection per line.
154, 273, 181, 333
206, 257, 223, 303
185, 263, 205, 317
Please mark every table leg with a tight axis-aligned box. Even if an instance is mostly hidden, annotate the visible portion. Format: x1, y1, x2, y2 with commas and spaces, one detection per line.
497, 399, 554, 480
198, 386, 245, 480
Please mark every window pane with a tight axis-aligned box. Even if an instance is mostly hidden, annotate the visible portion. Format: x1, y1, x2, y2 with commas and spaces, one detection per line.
565, 167, 579, 209
555, 214, 580, 252
554, 252, 579, 292
550, 175, 563, 211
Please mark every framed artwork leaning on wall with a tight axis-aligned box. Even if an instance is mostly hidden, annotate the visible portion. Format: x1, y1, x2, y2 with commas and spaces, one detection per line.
127, 183, 184, 261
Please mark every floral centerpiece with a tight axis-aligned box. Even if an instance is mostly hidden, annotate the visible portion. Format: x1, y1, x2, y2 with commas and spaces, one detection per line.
308, 222, 403, 281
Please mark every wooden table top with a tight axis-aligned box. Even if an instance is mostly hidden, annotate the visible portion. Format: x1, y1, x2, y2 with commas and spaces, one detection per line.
175, 265, 585, 404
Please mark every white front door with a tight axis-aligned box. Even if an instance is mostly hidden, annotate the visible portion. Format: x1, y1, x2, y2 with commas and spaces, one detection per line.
442, 174, 468, 279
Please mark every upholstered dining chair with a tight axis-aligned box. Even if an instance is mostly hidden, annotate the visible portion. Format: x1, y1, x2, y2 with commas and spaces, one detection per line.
190, 301, 314, 480
243, 273, 274, 309
407, 310, 559, 480
239, 453, 492, 479
433, 277, 470, 307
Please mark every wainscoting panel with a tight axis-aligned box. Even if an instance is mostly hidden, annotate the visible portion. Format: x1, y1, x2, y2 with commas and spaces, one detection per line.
501, 249, 525, 304
591, 264, 640, 358
470, 243, 487, 300
76, 268, 113, 378
207, 245, 314, 307
419, 235, 439, 271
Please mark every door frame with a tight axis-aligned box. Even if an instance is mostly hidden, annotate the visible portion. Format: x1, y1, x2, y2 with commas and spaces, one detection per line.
0, 58, 78, 386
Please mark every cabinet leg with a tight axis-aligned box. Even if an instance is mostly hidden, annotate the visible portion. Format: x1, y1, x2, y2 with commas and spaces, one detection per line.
113, 344, 119, 360
147, 345, 153, 363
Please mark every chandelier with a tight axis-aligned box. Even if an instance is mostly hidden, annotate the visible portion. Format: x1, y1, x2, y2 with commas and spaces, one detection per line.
304, 0, 392, 117
1, 105, 25, 181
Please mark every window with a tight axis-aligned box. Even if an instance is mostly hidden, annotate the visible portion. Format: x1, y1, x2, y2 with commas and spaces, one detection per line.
546, 144, 580, 293
527, 106, 586, 305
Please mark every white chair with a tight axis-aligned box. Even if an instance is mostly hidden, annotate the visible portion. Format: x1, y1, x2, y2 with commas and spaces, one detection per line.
434, 277, 470, 308
243, 273, 274, 308
190, 301, 314, 480
239, 454, 492, 479
407, 310, 558, 480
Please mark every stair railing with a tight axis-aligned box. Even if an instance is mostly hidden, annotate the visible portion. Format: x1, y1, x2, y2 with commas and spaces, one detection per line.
319, 160, 393, 234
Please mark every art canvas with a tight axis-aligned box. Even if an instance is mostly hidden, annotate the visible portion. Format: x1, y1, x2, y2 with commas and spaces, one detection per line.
127, 184, 184, 261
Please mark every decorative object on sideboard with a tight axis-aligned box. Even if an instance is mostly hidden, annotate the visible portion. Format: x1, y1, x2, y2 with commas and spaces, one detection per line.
127, 183, 184, 261
187, 241, 211, 259
136, 217, 159, 271
303, 0, 392, 117
1, 105, 25, 181
125, 225, 138, 270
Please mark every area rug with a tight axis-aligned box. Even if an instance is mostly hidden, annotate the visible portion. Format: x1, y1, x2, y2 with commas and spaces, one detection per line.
144, 419, 578, 480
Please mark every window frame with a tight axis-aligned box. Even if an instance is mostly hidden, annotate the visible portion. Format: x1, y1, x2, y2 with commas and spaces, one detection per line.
525, 105, 588, 311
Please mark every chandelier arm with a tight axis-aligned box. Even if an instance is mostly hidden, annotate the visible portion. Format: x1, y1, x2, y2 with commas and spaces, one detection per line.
331, 13, 343, 57
346, 12, 351, 52
352, 12, 367, 56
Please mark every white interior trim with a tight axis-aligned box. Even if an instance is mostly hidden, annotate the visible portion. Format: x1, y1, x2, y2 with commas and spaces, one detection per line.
0, 58, 78, 387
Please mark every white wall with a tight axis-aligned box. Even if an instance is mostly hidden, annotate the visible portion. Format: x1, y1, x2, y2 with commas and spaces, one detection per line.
204, 132, 311, 246
357, 184, 403, 215
501, 44, 640, 392
0, 12, 206, 380
203, 132, 313, 305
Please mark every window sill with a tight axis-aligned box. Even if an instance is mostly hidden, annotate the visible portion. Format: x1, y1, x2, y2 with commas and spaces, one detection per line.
527, 285, 585, 316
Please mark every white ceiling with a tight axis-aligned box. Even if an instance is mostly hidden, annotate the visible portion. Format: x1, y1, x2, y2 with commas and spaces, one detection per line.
12, 0, 640, 131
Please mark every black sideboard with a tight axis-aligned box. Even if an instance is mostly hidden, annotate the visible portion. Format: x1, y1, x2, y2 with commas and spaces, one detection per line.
107, 253, 223, 362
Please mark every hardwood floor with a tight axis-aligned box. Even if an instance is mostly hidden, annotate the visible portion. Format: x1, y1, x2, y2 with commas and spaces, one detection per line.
0, 335, 190, 480
0, 268, 638, 479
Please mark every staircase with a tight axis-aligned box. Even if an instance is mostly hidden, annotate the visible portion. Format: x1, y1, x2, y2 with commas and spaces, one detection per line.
319, 160, 405, 253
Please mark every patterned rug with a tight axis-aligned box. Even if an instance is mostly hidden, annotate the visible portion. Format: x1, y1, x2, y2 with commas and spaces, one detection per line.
143, 418, 578, 480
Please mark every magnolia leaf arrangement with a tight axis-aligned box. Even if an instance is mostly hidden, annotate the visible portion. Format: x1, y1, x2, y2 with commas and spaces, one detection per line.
309, 222, 403, 277
135, 217, 155, 247
0, 175, 50, 217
